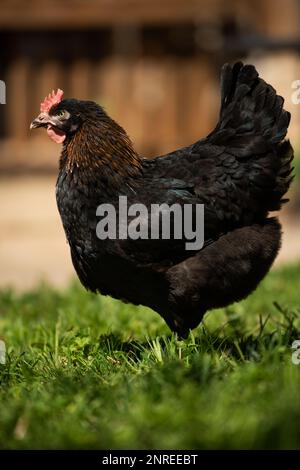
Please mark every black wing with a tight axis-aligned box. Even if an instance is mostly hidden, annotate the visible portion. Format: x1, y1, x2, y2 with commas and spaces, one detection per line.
111, 62, 293, 268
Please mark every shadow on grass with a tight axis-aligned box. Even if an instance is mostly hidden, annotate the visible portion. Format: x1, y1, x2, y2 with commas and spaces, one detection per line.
96, 302, 300, 368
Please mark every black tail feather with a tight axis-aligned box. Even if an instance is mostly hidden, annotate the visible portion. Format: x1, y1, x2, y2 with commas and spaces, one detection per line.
211, 62, 294, 212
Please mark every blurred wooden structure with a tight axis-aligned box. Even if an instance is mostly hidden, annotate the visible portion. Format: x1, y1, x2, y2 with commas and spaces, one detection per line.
0, 0, 300, 173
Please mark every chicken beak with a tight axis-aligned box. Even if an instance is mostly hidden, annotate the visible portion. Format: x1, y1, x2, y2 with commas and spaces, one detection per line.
30, 120, 40, 130
30, 112, 50, 130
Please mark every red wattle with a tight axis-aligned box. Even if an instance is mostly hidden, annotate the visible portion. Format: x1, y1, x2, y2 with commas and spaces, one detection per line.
47, 125, 66, 144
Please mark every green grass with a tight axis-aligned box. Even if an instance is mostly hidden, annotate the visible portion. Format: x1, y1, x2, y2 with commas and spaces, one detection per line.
1, 264, 300, 449
293, 153, 300, 182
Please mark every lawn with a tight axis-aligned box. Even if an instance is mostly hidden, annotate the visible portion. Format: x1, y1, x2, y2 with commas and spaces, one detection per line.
0, 263, 300, 449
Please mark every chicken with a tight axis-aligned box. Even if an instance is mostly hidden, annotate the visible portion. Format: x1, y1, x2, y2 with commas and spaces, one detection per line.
30, 62, 293, 337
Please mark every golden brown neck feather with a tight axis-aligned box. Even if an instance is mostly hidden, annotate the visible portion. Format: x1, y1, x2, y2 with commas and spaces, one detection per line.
60, 117, 142, 182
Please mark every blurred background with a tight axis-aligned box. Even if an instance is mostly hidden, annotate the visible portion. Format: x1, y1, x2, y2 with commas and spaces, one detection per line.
0, 0, 300, 289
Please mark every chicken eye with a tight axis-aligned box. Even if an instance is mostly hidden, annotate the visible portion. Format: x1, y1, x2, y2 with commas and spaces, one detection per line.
56, 110, 70, 120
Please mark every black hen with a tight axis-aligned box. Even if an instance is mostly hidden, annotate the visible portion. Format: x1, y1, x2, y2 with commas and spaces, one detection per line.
31, 62, 293, 337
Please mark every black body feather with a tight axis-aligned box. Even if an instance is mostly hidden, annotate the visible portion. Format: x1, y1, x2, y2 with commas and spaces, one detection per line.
55, 62, 293, 336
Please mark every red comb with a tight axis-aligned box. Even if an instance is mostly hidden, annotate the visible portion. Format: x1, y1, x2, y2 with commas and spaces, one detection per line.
40, 89, 64, 113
